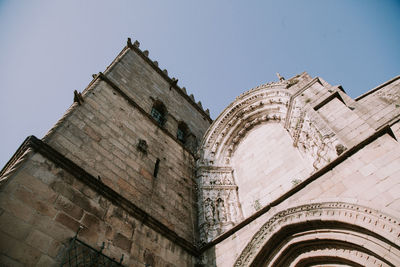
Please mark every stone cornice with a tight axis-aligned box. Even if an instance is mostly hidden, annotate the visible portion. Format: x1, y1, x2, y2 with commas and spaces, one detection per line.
1, 136, 200, 257
355, 74, 400, 101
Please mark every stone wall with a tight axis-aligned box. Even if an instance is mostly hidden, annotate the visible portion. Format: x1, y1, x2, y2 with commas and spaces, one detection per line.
39, 43, 211, 243
104, 46, 211, 142
197, 72, 400, 266
232, 122, 311, 216
0, 153, 196, 266
43, 77, 200, 242
0, 41, 212, 266
201, 131, 400, 266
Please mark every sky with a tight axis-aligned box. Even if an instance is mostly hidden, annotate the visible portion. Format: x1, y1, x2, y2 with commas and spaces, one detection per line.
0, 0, 399, 168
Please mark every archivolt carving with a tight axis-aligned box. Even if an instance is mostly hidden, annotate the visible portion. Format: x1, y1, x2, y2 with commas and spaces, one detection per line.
199, 85, 291, 166
290, 245, 390, 267
234, 202, 400, 267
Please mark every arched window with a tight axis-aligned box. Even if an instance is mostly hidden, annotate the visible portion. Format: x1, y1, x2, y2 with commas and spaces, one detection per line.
177, 122, 188, 143
151, 100, 167, 127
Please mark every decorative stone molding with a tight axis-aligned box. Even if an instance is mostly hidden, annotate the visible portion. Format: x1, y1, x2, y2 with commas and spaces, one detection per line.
286, 98, 347, 170
234, 202, 400, 266
197, 167, 243, 243
290, 246, 390, 267
200, 86, 291, 166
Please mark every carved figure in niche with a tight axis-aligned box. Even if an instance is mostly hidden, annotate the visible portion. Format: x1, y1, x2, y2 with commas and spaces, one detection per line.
228, 202, 237, 223
216, 198, 227, 223
204, 198, 215, 225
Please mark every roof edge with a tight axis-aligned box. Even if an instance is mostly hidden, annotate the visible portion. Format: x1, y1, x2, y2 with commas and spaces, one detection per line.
355, 74, 400, 101
126, 38, 212, 122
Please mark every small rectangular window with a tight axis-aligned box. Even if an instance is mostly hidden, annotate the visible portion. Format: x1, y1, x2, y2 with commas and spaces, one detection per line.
177, 128, 185, 143
153, 158, 160, 178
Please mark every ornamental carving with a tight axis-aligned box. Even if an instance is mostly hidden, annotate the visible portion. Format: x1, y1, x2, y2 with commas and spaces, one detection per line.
290, 246, 389, 267
286, 99, 346, 170
197, 167, 243, 243
200, 88, 291, 166
197, 79, 351, 243
234, 202, 400, 267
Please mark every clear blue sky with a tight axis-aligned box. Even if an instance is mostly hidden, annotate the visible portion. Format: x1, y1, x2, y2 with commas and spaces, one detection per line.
1, 0, 399, 168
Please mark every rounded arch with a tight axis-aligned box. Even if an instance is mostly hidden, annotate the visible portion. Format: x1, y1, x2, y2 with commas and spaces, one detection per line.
199, 82, 291, 166
234, 202, 400, 267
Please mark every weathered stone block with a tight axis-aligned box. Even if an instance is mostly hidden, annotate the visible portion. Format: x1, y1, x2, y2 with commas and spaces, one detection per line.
55, 195, 84, 220
55, 212, 80, 232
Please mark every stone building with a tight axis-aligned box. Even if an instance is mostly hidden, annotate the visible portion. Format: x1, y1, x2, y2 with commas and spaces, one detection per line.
0, 38, 399, 266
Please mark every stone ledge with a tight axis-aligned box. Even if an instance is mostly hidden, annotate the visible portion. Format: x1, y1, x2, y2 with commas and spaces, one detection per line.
355, 74, 400, 101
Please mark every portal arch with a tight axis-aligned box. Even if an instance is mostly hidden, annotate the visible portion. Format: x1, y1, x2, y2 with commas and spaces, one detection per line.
234, 202, 400, 267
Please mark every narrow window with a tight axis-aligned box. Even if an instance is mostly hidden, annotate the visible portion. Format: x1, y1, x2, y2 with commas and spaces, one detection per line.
177, 122, 188, 144
153, 158, 160, 178
151, 101, 167, 127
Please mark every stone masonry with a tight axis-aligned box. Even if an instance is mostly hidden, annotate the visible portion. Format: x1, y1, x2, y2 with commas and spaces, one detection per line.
0, 39, 400, 266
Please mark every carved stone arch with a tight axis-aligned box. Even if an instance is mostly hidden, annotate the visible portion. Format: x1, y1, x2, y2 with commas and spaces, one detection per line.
197, 82, 295, 242
234, 202, 400, 267
200, 83, 291, 166
197, 79, 349, 243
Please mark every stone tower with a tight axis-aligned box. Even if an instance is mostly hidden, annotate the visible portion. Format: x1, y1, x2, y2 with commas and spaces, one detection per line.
1, 39, 400, 266
0, 38, 211, 266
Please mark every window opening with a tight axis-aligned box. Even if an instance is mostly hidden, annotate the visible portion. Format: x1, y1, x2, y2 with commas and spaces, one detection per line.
177, 122, 188, 143
151, 101, 166, 127
153, 158, 160, 178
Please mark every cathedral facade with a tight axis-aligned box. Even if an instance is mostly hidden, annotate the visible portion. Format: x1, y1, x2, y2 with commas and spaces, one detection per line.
1, 39, 400, 266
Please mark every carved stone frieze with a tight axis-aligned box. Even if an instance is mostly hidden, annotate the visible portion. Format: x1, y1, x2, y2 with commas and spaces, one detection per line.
197, 167, 243, 243
286, 99, 346, 170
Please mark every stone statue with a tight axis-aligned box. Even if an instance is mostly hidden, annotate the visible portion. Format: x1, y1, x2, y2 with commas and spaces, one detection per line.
276, 72, 285, 81
204, 199, 214, 224
217, 199, 227, 223
229, 202, 237, 223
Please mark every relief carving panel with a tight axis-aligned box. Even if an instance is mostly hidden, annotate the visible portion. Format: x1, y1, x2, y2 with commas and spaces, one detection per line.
198, 167, 243, 243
